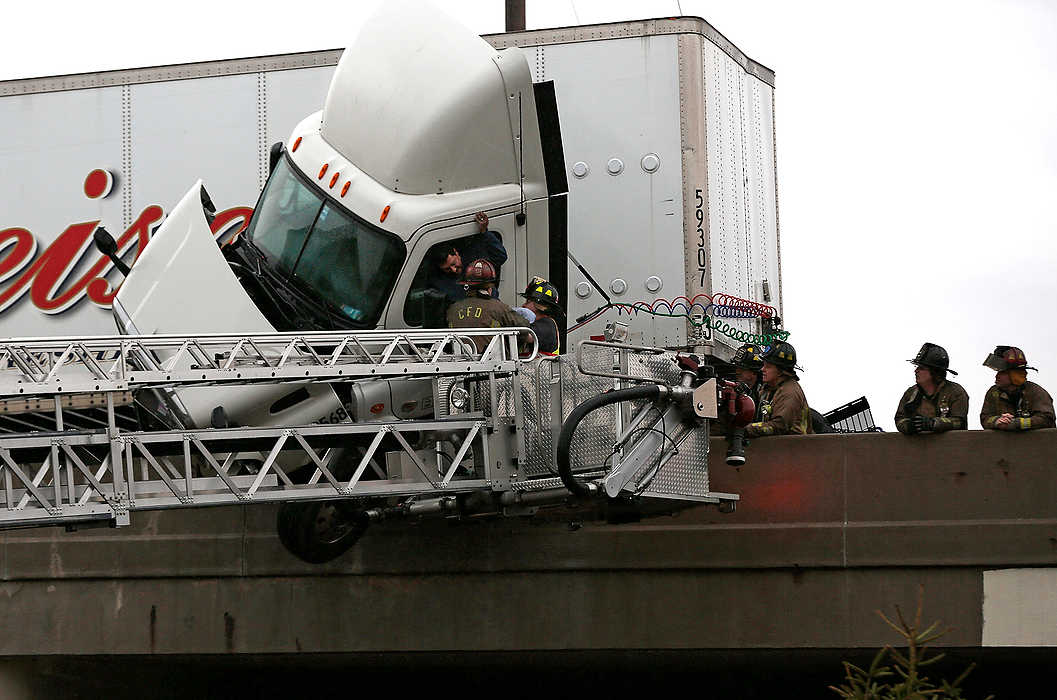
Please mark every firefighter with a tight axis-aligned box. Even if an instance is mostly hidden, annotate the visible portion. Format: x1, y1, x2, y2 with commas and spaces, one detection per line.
516, 276, 563, 355
446, 259, 527, 351
732, 343, 765, 414
895, 342, 968, 435
724, 343, 764, 464
980, 346, 1055, 431
744, 341, 813, 438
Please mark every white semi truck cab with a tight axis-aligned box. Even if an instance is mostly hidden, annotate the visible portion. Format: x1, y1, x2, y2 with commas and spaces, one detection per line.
112, 1, 567, 432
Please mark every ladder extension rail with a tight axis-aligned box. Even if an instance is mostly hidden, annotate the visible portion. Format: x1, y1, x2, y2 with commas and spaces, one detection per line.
0, 328, 538, 397
0, 417, 496, 529
0, 328, 533, 529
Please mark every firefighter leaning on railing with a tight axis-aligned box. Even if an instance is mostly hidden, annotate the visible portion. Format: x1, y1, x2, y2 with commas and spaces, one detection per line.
895, 342, 969, 435
979, 346, 1056, 431
744, 341, 814, 437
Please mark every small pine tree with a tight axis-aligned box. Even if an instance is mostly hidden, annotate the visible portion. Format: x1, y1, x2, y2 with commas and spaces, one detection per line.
830, 586, 994, 700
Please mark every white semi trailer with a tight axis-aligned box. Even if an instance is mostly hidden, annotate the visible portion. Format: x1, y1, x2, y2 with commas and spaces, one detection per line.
0, 3, 781, 562
0, 6, 781, 357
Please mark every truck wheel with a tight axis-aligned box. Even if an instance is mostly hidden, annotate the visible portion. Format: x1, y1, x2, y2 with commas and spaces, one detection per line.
275, 501, 304, 555
276, 501, 368, 564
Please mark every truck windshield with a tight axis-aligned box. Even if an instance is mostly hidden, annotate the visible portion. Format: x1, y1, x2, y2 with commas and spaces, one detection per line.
245, 157, 405, 325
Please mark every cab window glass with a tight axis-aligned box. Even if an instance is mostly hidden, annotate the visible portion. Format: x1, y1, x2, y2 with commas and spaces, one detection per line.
294, 204, 405, 323
403, 240, 458, 327
245, 158, 405, 328
245, 160, 323, 273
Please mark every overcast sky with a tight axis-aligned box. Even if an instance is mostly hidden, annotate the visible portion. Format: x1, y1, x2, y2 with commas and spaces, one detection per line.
3, 0, 1056, 430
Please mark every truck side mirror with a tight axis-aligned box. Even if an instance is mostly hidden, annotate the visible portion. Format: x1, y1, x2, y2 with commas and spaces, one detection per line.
199, 185, 216, 226
269, 142, 283, 174
93, 227, 131, 277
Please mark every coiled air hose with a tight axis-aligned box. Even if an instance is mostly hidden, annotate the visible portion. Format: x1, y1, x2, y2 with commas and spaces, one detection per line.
556, 384, 665, 497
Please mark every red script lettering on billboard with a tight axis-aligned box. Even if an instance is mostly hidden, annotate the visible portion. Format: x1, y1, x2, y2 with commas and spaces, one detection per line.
0, 172, 252, 316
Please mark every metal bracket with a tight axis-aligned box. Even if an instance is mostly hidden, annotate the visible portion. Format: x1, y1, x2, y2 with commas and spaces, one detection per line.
693, 378, 718, 418
576, 340, 669, 383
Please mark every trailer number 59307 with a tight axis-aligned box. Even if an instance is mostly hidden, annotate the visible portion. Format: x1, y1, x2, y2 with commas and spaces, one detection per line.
695, 189, 706, 287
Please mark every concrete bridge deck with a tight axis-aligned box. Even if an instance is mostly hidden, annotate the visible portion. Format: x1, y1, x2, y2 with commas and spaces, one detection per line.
2, 429, 1055, 664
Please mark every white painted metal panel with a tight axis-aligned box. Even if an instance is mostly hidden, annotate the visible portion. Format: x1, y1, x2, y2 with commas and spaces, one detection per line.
702, 42, 780, 344
704, 42, 750, 337
0, 87, 125, 337
129, 75, 260, 221
743, 76, 780, 317
983, 568, 1057, 646
535, 35, 686, 347
264, 66, 335, 183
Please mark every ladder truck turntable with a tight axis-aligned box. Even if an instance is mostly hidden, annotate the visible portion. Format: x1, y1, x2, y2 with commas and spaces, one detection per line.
0, 3, 780, 563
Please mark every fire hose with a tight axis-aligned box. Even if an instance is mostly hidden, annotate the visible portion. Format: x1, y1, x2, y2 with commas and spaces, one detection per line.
556, 355, 757, 496
555, 384, 667, 497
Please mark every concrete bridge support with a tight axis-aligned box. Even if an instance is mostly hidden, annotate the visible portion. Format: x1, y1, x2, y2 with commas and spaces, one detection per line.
0, 431, 1054, 693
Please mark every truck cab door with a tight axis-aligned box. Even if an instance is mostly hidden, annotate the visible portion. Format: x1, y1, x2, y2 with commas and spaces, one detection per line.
387, 211, 523, 330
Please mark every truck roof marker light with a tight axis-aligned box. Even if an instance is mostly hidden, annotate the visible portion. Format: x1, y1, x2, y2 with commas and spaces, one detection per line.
318, 163, 328, 179
341, 182, 350, 197
329, 172, 340, 188
292, 137, 302, 152
380, 205, 391, 223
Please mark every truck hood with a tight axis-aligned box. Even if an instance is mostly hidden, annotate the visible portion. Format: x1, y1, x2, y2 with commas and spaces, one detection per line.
114, 182, 342, 431
115, 181, 273, 335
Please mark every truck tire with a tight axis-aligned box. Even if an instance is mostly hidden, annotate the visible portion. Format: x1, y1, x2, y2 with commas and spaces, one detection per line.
276, 501, 368, 564
275, 501, 305, 555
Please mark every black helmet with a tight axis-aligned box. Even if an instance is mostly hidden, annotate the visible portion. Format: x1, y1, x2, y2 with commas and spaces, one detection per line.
732, 343, 764, 371
908, 342, 957, 375
983, 345, 1035, 372
760, 341, 798, 371
520, 276, 562, 313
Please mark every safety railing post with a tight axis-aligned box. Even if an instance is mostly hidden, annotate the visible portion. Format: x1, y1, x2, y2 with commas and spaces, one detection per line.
50, 395, 62, 509
106, 390, 127, 518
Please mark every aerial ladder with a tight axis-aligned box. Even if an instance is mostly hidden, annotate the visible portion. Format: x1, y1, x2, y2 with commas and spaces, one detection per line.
0, 327, 744, 562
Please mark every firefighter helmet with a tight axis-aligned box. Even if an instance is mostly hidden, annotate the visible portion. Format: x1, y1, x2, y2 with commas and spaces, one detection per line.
983, 346, 1035, 372
462, 259, 497, 289
760, 341, 799, 371
908, 342, 957, 376
732, 343, 764, 371
520, 276, 561, 312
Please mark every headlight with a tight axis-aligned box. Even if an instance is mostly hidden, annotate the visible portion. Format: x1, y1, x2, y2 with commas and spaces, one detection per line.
448, 385, 470, 413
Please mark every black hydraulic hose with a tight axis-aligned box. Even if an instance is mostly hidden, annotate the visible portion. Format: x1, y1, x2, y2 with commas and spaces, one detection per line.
556, 385, 664, 497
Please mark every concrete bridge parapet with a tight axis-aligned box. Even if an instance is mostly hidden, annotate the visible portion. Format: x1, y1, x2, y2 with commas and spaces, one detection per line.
0, 430, 1054, 655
